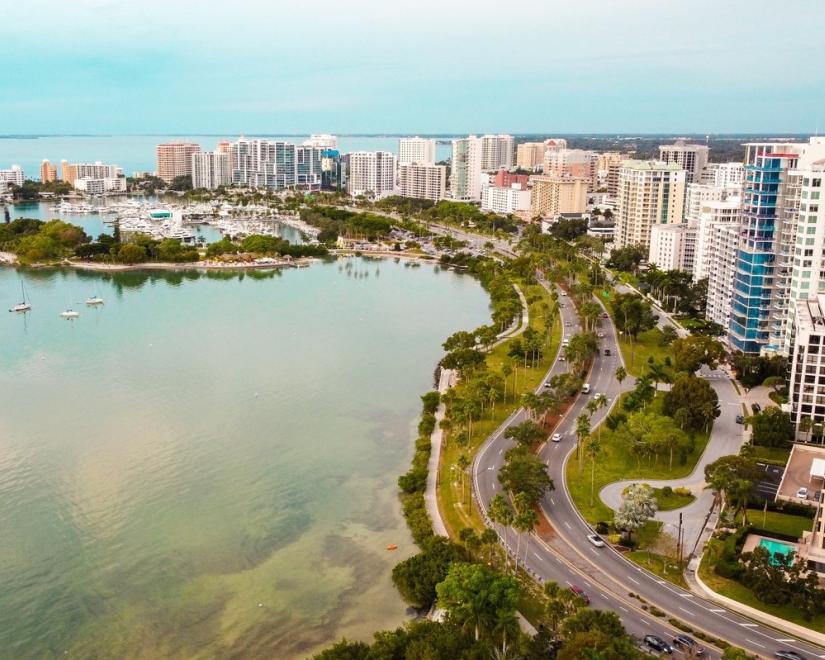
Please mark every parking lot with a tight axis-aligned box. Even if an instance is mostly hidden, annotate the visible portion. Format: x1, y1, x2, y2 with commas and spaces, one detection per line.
776, 445, 825, 503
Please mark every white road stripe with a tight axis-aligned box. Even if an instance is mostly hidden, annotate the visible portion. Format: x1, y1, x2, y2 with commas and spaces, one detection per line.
775, 638, 796, 643
564, 521, 571, 530
618, 606, 628, 613
679, 593, 694, 598
744, 639, 765, 649
627, 576, 639, 585
740, 623, 758, 628
679, 607, 693, 615
709, 608, 725, 613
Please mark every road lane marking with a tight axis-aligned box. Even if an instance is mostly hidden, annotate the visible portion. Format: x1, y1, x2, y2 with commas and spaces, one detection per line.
550, 498, 555, 506
627, 576, 639, 585
709, 608, 725, 613
744, 639, 765, 649
618, 606, 628, 613
679, 593, 694, 598
678, 607, 693, 615
740, 623, 758, 627
564, 521, 571, 529
775, 638, 796, 642
583, 580, 592, 588
641, 619, 650, 626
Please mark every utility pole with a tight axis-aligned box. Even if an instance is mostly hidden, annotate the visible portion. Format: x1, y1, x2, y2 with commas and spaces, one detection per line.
677, 512, 684, 570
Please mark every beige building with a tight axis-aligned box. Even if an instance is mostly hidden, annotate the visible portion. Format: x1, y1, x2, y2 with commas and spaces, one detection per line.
40, 159, 57, 183
516, 142, 546, 171
60, 161, 122, 186
397, 163, 446, 201
614, 160, 685, 250
543, 149, 599, 189
529, 176, 588, 219
156, 141, 202, 183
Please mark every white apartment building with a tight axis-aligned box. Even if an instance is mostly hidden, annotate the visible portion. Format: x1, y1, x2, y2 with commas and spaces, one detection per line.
702, 162, 745, 188
529, 175, 588, 219
229, 138, 322, 190
74, 177, 127, 195
614, 160, 686, 250
684, 183, 740, 224
302, 134, 338, 149
788, 293, 825, 437
397, 163, 446, 201
704, 221, 741, 330
693, 195, 742, 281
192, 151, 232, 190
481, 183, 531, 216
516, 142, 546, 171
399, 137, 436, 165
542, 149, 599, 189
480, 135, 514, 171
0, 165, 25, 187
648, 224, 697, 273
659, 139, 709, 184
346, 151, 396, 198
450, 136, 483, 201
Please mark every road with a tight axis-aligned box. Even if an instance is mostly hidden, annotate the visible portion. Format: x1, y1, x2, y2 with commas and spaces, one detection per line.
472, 278, 825, 659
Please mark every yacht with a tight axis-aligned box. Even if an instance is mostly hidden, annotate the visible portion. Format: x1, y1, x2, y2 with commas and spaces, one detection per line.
9, 281, 31, 313
85, 296, 104, 305
60, 310, 80, 319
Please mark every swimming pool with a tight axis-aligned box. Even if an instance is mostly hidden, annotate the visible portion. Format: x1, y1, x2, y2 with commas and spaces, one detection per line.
758, 538, 795, 565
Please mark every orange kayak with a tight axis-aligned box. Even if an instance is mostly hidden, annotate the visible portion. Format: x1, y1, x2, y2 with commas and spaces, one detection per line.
386, 544, 398, 551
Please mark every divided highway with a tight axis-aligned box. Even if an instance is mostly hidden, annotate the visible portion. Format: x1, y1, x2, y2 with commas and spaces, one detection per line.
471, 277, 825, 659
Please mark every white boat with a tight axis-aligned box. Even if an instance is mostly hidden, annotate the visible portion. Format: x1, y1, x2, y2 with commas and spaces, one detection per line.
85, 296, 104, 305
60, 310, 80, 319
9, 280, 31, 313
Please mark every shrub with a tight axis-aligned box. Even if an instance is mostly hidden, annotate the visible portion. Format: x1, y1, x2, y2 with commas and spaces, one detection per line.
674, 486, 692, 497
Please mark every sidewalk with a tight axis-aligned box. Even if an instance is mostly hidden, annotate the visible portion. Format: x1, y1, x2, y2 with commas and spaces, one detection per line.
424, 368, 456, 537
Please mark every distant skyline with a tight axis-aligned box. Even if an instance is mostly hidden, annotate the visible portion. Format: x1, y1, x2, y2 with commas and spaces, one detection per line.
3, 0, 824, 135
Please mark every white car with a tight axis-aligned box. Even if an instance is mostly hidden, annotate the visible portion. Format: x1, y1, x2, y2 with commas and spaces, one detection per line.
587, 534, 605, 548
560, 291, 568, 296
559, 354, 566, 361
551, 433, 562, 442
597, 332, 604, 338
797, 487, 809, 499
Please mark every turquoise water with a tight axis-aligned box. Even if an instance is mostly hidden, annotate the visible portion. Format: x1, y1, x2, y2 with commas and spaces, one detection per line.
0, 135, 454, 180
758, 538, 795, 564
0, 259, 490, 658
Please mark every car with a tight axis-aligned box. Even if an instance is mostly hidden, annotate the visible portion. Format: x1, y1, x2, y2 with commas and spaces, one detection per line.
587, 534, 605, 547
604, 349, 611, 356
752, 402, 762, 413
597, 332, 605, 338
581, 383, 591, 394
559, 354, 566, 361
672, 635, 704, 656
797, 487, 809, 500
564, 321, 571, 327
735, 414, 745, 424
643, 634, 673, 654
569, 585, 590, 604
551, 433, 562, 443
603, 313, 609, 318
775, 652, 807, 660
560, 291, 568, 296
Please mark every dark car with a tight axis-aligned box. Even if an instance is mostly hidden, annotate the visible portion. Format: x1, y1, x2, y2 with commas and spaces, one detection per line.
735, 414, 745, 424
643, 634, 673, 654
604, 349, 611, 356
775, 652, 806, 660
752, 402, 762, 414
672, 635, 704, 656
569, 585, 590, 605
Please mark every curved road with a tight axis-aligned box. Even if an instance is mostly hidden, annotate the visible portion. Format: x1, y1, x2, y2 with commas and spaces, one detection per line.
472, 279, 825, 659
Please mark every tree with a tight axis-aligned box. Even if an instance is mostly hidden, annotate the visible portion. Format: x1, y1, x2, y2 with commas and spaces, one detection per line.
504, 420, 543, 448
615, 365, 627, 386
646, 359, 671, 391
480, 527, 499, 565
750, 406, 794, 447
498, 447, 554, 506
456, 453, 471, 502
391, 537, 461, 609
575, 414, 591, 462
168, 174, 193, 191
704, 454, 762, 525
489, 494, 515, 571
584, 435, 602, 506
513, 492, 539, 567
671, 335, 726, 374
799, 415, 813, 443
662, 374, 720, 433
607, 244, 646, 273
435, 562, 520, 642
612, 293, 656, 367
613, 483, 657, 543
558, 609, 640, 659
117, 242, 147, 264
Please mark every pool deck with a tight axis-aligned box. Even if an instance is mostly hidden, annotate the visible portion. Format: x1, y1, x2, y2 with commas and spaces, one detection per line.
742, 532, 799, 559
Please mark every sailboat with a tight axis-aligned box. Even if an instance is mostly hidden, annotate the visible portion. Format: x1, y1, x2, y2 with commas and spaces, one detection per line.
8, 280, 31, 313
60, 309, 80, 319
85, 294, 104, 305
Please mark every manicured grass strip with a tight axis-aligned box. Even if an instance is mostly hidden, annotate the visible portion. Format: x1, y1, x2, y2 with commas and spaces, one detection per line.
625, 550, 688, 589
653, 488, 695, 512
738, 509, 813, 539
749, 445, 791, 466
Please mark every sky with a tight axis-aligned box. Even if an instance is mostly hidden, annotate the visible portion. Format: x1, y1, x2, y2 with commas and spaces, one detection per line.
2, 0, 824, 135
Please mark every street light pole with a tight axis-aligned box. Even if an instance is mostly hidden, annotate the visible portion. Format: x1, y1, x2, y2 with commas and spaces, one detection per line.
677, 512, 684, 570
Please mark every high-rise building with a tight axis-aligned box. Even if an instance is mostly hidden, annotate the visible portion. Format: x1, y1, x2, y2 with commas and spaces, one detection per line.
704, 221, 742, 330
399, 137, 436, 165
480, 135, 514, 171
648, 224, 697, 273
788, 293, 825, 438
320, 149, 346, 191
228, 138, 322, 190
156, 142, 202, 183
529, 176, 588, 219
60, 161, 122, 186
397, 163, 446, 201
659, 139, 709, 185
192, 151, 232, 190
450, 136, 483, 201
493, 171, 530, 189
303, 134, 338, 149
728, 139, 825, 354
0, 165, 25, 187
481, 184, 531, 216
516, 142, 546, 171
346, 151, 396, 198
40, 160, 57, 183
543, 149, 599, 189
702, 162, 745, 188
684, 183, 741, 224
693, 194, 742, 282
614, 160, 686, 250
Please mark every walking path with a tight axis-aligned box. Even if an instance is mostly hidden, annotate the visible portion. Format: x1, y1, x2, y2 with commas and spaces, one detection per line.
489, 284, 529, 348
424, 368, 456, 537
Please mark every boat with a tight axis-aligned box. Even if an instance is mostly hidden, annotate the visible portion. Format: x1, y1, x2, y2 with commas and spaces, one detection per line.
60, 310, 80, 319
85, 296, 104, 305
8, 280, 31, 313
386, 544, 398, 551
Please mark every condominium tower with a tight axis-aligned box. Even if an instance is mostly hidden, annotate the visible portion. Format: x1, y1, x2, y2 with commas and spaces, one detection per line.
659, 139, 709, 185
613, 160, 685, 250
40, 160, 57, 183
450, 136, 483, 201
543, 149, 599, 189
156, 142, 202, 183
229, 138, 323, 190
397, 163, 446, 201
60, 161, 122, 186
346, 151, 396, 198
399, 137, 437, 165
516, 142, 546, 171
529, 176, 588, 219
0, 165, 25, 187
192, 151, 232, 190
480, 135, 514, 171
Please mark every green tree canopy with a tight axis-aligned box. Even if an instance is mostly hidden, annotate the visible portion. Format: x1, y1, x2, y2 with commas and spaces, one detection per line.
750, 406, 794, 447
498, 446, 554, 506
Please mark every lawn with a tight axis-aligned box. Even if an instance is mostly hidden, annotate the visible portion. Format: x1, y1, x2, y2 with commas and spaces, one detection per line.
437, 281, 561, 538
617, 327, 673, 377
566, 393, 711, 525
738, 508, 814, 538
750, 444, 791, 466
653, 487, 695, 511
699, 537, 825, 633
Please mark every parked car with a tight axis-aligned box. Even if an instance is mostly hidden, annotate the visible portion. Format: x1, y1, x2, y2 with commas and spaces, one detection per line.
775, 652, 807, 660
797, 487, 809, 500
752, 402, 762, 413
587, 534, 605, 547
672, 635, 704, 656
551, 433, 562, 443
569, 585, 590, 604
735, 414, 745, 424
643, 634, 673, 654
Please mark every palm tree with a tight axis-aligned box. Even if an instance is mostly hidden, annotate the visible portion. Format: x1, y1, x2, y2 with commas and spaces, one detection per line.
512, 492, 532, 570
615, 365, 627, 387
481, 527, 499, 566
575, 414, 591, 463
516, 506, 539, 567
646, 359, 670, 391
489, 494, 515, 572
584, 436, 602, 507
799, 416, 813, 443
501, 363, 512, 402
457, 453, 470, 503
